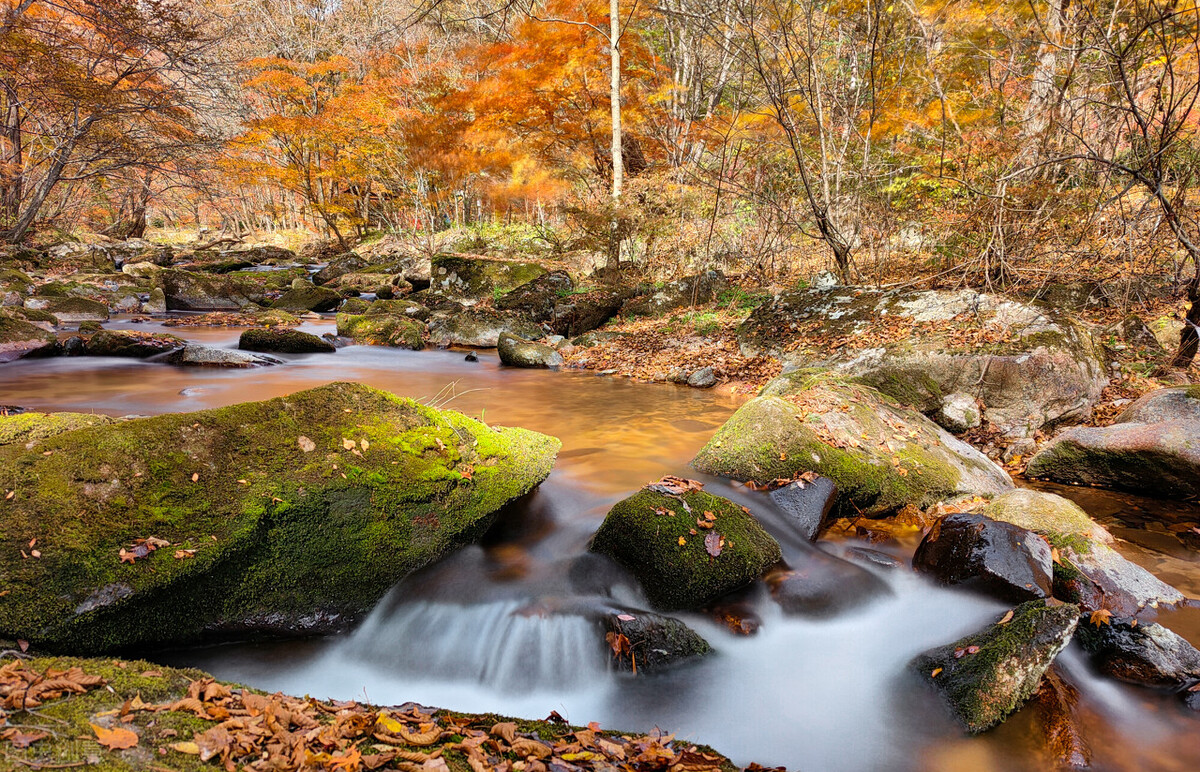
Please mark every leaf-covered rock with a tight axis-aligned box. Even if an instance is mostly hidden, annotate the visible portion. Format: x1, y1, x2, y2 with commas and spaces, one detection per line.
0, 383, 561, 651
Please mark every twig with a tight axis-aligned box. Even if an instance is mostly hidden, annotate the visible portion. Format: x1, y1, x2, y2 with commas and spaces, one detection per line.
1, 755, 86, 770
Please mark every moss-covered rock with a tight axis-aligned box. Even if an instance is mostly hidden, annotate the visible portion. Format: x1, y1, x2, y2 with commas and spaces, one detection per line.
496, 270, 574, 321
911, 600, 1081, 733
0, 314, 57, 362
430, 254, 547, 300
44, 296, 109, 323
427, 309, 542, 348
84, 329, 185, 358
590, 487, 781, 610
976, 490, 1184, 616
498, 332, 564, 368
339, 297, 372, 314
239, 327, 335, 354
156, 269, 257, 311
692, 374, 1013, 516
552, 287, 633, 337
271, 282, 342, 312
0, 412, 116, 447
0, 383, 561, 652
336, 312, 425, 349
367, 298, 430, 320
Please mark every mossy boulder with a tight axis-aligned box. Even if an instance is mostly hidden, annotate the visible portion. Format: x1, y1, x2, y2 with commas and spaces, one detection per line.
336, 313, 425, 349
0, 412, 116, 447
271, 282, 342, 312
312, 252, 367, 284
84, 329, 184, 358
552, 287, 634, 336
692, 375, 1013, 516
590, 487, 781, 610
427, 309, 542, 348
496, 270, 574, 321
1025, 420, 1200, 499
498, 332, 564, 368
0, 383, 561, 652
367, 298, 430, 321
339, 297, 372, 314
156, 269, 256, 311
430, 254, 547, 301
911, 600, 1081, 733
238, 327, 335, 354
0, 314, 57, 362
976, 489, 1185, 616
44, 296, 109, 323
737, 288, 1107, 438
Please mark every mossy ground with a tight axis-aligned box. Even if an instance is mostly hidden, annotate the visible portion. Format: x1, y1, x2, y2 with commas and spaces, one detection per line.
590, 488, 781, 610
0, 315, 55, 345
0, 412, 117, 446
0, 383, 559, 652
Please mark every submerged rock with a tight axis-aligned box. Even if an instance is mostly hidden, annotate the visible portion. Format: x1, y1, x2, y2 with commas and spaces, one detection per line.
913, 512, 1053, 603
498, 333, 564, 368
1076, 619, 1200, 687
737, 288, 1107, 438
0, 383, 561, 651
912, 600, 1081, 733
692, 374, 1013, 517
0, 315, 57, 362
84, 329, 184, 358
1033, 668, 1092, 771
335, 313, 425, 349
590, 486, 781, 611
239, 327, 336, 354
766, 550, 892, 617
0, 412, 116, 447
166, 344, 279, 368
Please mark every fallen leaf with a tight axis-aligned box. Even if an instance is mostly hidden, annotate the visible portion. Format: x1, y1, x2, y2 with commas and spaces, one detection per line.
173, 550, 196, 560
704, 531, 723, 557
998, 610, 1014, 625
678, 536, 687, 546
29, 549, 40, 558
298, 436, 316, 453
91, 723, 138, 750
190, 473, 199, 482
342, 438, 357, 450
931, 668, 942, 678
1090, 609, 1113, 627
169, 741, 200, 755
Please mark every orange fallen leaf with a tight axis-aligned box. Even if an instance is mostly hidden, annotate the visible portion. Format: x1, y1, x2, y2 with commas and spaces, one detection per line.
998, 610, 1014, 625
1090, 609, 1113, 627
190, 473, 199, 482
931, 667, 942, 678
91, 723, 138, 750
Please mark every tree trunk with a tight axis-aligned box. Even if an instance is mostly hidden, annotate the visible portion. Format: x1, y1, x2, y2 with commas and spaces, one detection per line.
1016, 0, 1065, 168
0, 79, 21, 231
1170, 279, 1200, 369
608, 0, 623, 268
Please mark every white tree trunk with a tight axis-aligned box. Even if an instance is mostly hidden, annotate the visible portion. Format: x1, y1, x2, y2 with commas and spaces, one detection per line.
610, 0, 623, 200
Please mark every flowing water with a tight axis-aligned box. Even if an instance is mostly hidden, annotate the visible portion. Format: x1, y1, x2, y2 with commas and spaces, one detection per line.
1, 317, 1198, 771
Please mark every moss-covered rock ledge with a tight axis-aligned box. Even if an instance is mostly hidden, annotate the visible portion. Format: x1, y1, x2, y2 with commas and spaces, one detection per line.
0, 383, 560, 652
0, 656, 738, 772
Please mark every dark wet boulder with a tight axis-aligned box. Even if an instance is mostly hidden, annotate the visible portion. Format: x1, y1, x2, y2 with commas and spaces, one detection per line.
912, 600, 1081, 733
590, 485, 781, 611
692, 374, 1013, 517
0, 412, 117, 447
84, 329, 185, 358
1026, 420, 1200, 499
427, 309, 542, 348
766, 476, 838, 542
976, 490, 1184, 616
766, 549, 891, 617
0, 315, 56, 362
498, 333, 564, 369
271, 281, 342, 312
367, 298, 429, 321
0, 383, 561, 652
496, 270, 574, 321
552, 287, 632, 337
43, 297, 109, 323
913, 513, 1053, 603
157, 269, 256, 311
336, 313, 425, 350
166, 344, 279, 368
239, 328, 335, 354
1075, 619, 1200, 687
737, 288, 1107, 439
1032, 668, 1091, 771
621, 271, 726, 317
1114, 386, 1200, 424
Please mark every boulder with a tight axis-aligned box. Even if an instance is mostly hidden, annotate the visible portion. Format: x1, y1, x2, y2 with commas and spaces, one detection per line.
144, 287, 167, 314
336, 313, 425, 350
239, 328, 336, 354
977, 489, 1185, 616
937, 392, 981, 433
312, 252, 367, 285
427, 309, 542, 348
1076, 619, 1200, 687
766, 476, 838, 542
166, 344, 278, 368
45, 243, 116, 272
225, 244, 298, 264
339, 297, 372, 315
0, 412, 116, 447
912, 513, 1053, 603
84, 329, 184, 358
367, 298, 430, 321
271, 282, 342, 312
1032, 668, 1092, 771
42, 297, 109, 323
590, 485, 781, 611
1114, 386, 1200, 424
687, 367, 718, 389
498, 333, 564, 368
551, 287, 632, 336
737, 288, 1107, 438
429, 254, 547, 301
0, 383, 561, 651
621, 271, 726, 317
911, 600, 1081, 733
496, 270, 574, 321
1102, 314, 1165, 356
0, 315, 57, 362
1025, 420, 1200, 499
108, 239, 172, 266
157, 269, 255, 311
332, 271, 394, 291
692, 374, 1013, 517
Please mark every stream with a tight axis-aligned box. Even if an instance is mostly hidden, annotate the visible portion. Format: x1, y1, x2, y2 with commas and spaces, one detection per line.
1, 316, 1198, 771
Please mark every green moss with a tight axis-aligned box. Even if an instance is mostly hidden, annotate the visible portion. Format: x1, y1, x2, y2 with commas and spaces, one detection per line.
976, 490, 1108, 546
1186, 385, 1200, 400
238, 327, 335, 354
271, 283, 341, 312
336, 312, 425, 349
339, 297, 372, 314
7, 306, 58, 324
0, 412, 117, 446
0, 383, 560, 652
590, 488, 781, 610
431, 255, 547, 298
0, 315, 55, 346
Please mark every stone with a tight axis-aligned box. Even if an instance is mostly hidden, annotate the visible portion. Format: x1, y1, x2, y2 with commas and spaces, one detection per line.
767, 550, 892, 617
496, 270, 574, 321
239, 328, 336, 354
430, 254, 547, 301
44, 297, 109, 323
0, 315, 57, 362
121, 261, 162, 278
335, 313, 425, 350
590, 486, 781, 611
551, 287, 633, 336
1076, 620, 1200, 687
912, 513, 1053, 603
84, 329, 184, 358
0, 412, 117, 447
0, 383, 561, 651
911, 599, 1081, 733
692, 374, 1013, 517
166, 344, 279, 368
937, 392, 981, 432
737, 288, 1107, 438
144, 288, 167, 314
687, 367, 718, 389
427, 309, 542, 348
1032, 668, 1092, 770
158, 269, 256, 311
1114, 386, 1200, 424
621, 271, 727, 317
272, 283, 342, 312
766, 476, 838, 542
497, 333, 564, 368
366, 298, 430, 321
312, 252, 368, 285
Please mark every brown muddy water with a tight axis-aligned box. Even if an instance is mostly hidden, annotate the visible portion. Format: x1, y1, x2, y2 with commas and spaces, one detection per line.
1, 316, 1197, 771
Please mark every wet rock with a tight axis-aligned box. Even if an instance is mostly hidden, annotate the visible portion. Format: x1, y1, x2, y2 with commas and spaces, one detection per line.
335, 313, 425, 350
496, 270, 574, 321
552, 287, 633, 337
913, 513, 1053, 603
312, 252, 367, 285
498, 333, 564, 368
0, 412, 117, 447
912, 599, 1081, 733
1033, 667, 1092, 770
239, 328, 336, 354
692, 374, 1013, 517
166, 344, 279, 368
157, 269, 256, 311
0, 383, 561, 652
271, 281, 342, 312
622, 271, 727, 317
1114, 386, 1200, 424
0, 315, 57, 362
977, 490, 1185, 616
84, 329, 184, 358
1026, 420, 1200, 499
43, 297, 109, 323
430, 254, 547, 301
590, 486, 781, 611
937, 392, 981, 433
61, 335, 84, 356
687, 367, 718, 389
465, 351, 478, 362
843, 546, 904, 569
767, 549, 891, 617
1075, 619, 1200, 687
766, 476, 838, 542
737, 288, 1107, 439
427, 309, 542, 348
367, 298, 430, 321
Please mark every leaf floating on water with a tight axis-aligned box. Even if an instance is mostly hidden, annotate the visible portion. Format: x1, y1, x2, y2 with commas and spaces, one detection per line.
297, 436, 316, 453
91, 723, 138, 750
704, 531, 724, 557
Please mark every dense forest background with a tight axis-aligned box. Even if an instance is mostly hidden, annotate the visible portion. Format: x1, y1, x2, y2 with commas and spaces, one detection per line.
4, 0, 1200, 345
